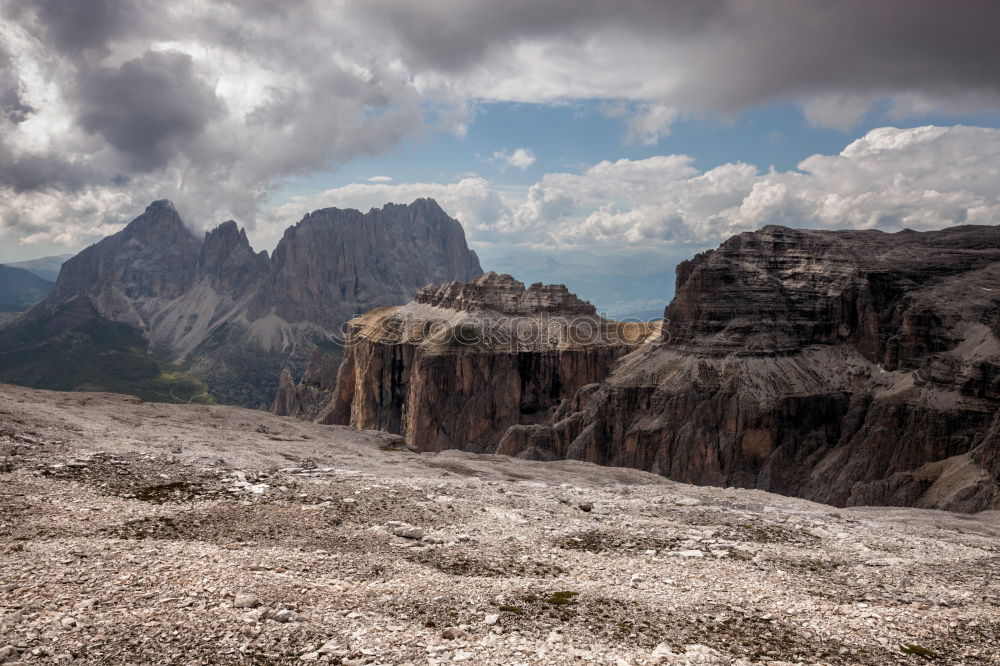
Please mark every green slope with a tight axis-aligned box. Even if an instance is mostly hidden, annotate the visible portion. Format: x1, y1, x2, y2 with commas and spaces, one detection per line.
0, 297, 213, 404
0, 264, 55, 311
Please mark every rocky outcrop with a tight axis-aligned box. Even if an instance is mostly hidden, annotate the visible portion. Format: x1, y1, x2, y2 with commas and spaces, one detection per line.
260, 200, 484, 329
324, 273, 656, 452
9, 198, 482, 406
334, 225, 1000, 512
506, 225, 1000, 511
271, 347, 341, 419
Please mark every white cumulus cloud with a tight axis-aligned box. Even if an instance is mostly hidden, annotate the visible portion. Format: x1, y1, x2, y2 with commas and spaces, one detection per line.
492, 147, 537, 171
262, 126, 1000, 252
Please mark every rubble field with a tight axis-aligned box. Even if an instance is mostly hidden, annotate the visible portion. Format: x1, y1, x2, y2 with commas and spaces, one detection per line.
1, 385, 998, 665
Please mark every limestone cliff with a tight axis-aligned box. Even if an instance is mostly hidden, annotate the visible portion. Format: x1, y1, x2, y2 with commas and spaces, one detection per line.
504, 225, 1000, 511
322, 273, 656, 452
332, 225, 1000, 512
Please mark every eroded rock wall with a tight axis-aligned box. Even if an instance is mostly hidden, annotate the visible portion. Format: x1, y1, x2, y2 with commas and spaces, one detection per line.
509, 225, 1000, 511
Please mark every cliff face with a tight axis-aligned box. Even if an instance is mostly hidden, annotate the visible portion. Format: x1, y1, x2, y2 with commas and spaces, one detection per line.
11, 198, 482, 407
321, 273, 655, 452
331, 225, 1000, 512
262, 199, 483, 328
513, 225, 1000, 511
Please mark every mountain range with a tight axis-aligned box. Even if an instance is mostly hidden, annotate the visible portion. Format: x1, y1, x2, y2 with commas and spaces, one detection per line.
4, 254, 74, 282
0, 199, 481, 406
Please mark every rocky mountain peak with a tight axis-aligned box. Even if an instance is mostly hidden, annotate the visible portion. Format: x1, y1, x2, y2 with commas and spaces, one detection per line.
118, 199, 196, 246
16, 198, 484, 408
199, 220, 268, 291
413, 272, 597, 316
260, 199, 482, 326
666, 224, 1000, 358
50, 200, 200, 306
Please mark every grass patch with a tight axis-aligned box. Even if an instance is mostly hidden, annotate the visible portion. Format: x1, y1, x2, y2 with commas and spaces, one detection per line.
545, 591, 579, 606
901, 644, 938, 659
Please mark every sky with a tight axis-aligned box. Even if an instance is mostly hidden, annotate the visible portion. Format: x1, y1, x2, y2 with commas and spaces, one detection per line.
2, 0, 1000, 293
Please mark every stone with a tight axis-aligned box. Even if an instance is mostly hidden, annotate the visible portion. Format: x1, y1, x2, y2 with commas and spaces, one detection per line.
273, 609, 294, 623
233, 594, 259, 609
441, 627, 464, 640
324, 272, 654, 453
483, 614, 499, 626
393, 525, 424, 540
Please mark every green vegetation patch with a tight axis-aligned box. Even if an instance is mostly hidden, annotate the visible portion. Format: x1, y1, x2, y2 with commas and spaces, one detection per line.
901, 644, 939, 659
545, 590, 580, 605
0, 299, 213, 404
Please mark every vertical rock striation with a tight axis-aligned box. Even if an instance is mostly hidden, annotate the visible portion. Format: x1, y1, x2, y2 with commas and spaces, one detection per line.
323, 273, 656, 453
515, 225, 1000, 511
333, 225, 1000, 512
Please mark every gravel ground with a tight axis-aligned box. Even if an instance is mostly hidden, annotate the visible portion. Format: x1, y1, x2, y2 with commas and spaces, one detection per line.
1, 384, 998, 665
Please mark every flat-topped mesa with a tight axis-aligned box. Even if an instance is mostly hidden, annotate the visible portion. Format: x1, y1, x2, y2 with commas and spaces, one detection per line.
413, 272, 598, 317
321, 275, 655, 453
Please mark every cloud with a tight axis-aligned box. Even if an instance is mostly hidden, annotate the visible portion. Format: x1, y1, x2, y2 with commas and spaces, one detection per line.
367, 176, 393, 183
0, 0, 425, 249
1, 0, 999, 253
275, 126, 1000, 250
492, 147, 536, 171
363, 1, 1000, 121
78, 50, 223, 172
624, 104, 678, 145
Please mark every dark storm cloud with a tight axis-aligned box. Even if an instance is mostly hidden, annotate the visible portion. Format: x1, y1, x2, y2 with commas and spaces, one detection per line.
77, 50, 223, 172
5, 0, 156, 57
0, 47, 32, 123
2, 0, 1000, 251
358, 0, 1000, 111
355, 0, 715, 72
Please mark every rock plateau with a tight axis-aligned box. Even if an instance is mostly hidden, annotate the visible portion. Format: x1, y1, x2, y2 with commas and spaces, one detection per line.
309, 272, 656, 453
319, 225, 1000, 512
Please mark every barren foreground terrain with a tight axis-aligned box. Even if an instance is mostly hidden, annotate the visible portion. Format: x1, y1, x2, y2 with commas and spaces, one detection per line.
1, 384, 998, 665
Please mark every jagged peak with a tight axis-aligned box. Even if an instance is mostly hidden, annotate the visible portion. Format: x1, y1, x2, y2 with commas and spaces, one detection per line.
203, 220, 251, 249
102, 200, 196, 251
414, 272, 597, 316
146, 199, 177, 213
298, 198, 450, 227
208, 219, 239, 234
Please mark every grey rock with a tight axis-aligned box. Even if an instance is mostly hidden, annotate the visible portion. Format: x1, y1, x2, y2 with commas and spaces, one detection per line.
272, 609, 295, 623
3, 198, 482, 410
441, 626, 464, 640
392, 525, 424, 540
233, 594, 259, 609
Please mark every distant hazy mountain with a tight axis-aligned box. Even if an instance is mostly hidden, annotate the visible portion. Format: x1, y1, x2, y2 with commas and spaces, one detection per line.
0, 264, 54, 312
5, 254, 73, 282
481, 245, 711, 320
1, 199, 482, 406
